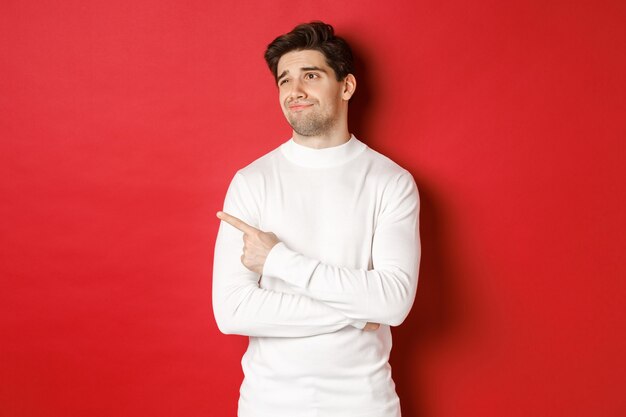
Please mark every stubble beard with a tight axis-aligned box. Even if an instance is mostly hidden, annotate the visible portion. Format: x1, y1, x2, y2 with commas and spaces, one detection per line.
286, 107, 338, 137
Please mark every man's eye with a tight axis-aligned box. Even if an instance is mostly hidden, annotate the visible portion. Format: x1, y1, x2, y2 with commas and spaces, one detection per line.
279, 79, 289, 86
305, 73, 318, 80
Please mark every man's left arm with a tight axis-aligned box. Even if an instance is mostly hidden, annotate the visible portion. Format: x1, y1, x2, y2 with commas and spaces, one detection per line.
222, 171, 420, 327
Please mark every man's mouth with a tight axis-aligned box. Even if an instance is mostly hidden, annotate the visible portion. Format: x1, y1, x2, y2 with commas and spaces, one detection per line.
288, 102, 313, 111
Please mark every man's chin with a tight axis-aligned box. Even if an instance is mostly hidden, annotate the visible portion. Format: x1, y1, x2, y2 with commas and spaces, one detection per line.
287, 116, 336, 137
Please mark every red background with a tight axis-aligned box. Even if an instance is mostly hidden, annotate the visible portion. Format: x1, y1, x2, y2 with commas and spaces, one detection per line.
1, 1, 624, 416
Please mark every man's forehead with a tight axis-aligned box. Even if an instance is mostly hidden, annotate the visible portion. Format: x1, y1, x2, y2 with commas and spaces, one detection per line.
277, 50, 330, 73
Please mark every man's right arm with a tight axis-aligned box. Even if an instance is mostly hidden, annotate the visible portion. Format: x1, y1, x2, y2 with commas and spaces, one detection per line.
212, 173, 365, 338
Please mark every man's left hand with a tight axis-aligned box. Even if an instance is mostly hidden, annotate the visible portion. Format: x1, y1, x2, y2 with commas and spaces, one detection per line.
217, 211, 280, 275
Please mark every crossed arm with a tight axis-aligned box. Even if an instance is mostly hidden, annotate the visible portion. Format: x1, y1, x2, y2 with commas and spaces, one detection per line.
216, 211, 382, 332
212, 211, 370, 337
212, 172, 420, 337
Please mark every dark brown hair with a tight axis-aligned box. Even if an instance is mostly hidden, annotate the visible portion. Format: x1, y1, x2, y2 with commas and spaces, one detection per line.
264, 21, 354, 82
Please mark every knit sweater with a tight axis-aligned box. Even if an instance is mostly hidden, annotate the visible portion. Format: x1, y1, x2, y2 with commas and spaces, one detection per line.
212, 135, 420, 417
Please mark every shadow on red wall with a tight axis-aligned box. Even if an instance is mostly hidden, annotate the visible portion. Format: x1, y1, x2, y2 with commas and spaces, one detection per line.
349, 41, 468, 417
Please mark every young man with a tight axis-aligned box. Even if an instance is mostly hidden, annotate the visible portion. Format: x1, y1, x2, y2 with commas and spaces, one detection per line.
212, 22, 420, 417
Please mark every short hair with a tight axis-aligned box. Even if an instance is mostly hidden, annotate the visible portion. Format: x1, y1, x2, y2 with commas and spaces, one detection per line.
264, 21, 355, 82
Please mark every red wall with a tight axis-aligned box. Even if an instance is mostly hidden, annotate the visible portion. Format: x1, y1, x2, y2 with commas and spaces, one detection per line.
1, 1, 624, 416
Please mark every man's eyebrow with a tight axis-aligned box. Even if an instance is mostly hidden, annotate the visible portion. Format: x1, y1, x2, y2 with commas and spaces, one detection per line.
277, 66, 328, 83
301, 66, 327, 73
277, 70, 289, 83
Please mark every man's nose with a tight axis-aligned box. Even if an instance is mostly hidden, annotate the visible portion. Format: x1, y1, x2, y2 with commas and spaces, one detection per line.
287, 79, 306, 99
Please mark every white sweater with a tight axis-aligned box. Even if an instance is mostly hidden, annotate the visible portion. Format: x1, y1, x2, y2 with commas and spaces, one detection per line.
212, 135, 420, 417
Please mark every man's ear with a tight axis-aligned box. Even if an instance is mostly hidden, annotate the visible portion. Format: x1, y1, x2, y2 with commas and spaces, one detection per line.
342, 74, 357, 100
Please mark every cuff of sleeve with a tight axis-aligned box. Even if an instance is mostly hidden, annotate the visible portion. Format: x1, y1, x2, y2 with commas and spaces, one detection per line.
263, 242, 320, 288
351, 320, 367, 330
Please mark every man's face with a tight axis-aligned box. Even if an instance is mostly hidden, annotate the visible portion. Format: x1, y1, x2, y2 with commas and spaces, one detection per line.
276, 49, 347, 137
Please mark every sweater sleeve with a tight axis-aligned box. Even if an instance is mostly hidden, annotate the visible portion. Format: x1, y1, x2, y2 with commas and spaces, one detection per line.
212, 173, 366, 337
262, 171, 420, 327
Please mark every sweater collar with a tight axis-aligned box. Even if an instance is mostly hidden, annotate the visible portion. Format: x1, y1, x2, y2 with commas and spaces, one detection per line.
279, 134, 367, 168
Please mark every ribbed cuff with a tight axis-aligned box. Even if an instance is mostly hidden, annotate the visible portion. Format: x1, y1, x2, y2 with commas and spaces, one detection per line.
263, 242, 320, 288
351, 320, 367, 329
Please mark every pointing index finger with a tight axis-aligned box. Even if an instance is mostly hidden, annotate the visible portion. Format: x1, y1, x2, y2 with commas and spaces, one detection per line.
216, 211, 257, 234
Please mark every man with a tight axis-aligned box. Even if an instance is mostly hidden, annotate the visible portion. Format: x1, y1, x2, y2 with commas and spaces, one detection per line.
212, 21, 420, 417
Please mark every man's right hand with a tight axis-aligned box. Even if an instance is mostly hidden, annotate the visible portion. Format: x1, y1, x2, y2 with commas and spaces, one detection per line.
363, 322, 380, 331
